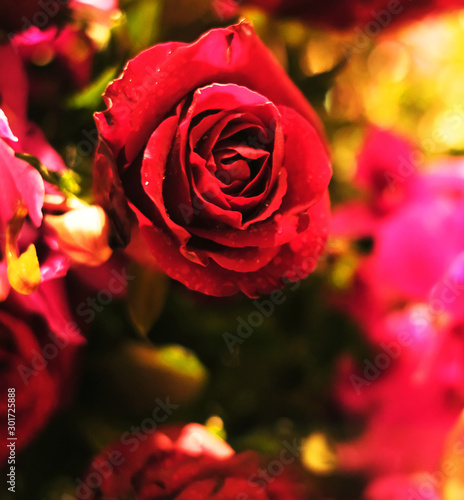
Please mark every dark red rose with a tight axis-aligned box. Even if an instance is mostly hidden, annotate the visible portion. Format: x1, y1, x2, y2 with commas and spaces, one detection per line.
228, 0, 462, 31
82, 423, 309, 499
0, 284, 84, 465
0, 0, 69, 35
94, 23, 331, 297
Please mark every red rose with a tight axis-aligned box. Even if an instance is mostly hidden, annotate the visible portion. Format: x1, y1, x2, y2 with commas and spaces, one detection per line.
229, 0, 462, 31
94, 23, 331, 297
0, 284, 83, 465
0, 0, 69, 35
82, 423, 309, 499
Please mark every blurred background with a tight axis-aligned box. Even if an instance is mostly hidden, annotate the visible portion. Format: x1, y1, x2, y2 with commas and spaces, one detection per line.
5, 1, 464, 499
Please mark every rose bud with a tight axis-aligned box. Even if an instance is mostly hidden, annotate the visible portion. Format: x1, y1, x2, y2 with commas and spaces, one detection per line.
45, 204, 113, 267
94, 23, 332, 298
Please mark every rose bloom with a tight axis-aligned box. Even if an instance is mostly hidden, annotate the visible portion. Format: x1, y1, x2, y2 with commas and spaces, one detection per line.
94, 23, 331, 297
81, 423, 309, 499
0, 0, 69, 35
0, 284, 84, 465
228, 0, 463, 31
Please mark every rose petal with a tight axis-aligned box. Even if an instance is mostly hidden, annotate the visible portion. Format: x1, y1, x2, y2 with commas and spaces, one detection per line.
140, 115, 192, 249
95, 23, 327, 166
234, 192, 330, 297
277, 106, 332, 213
196, 242, 279, 272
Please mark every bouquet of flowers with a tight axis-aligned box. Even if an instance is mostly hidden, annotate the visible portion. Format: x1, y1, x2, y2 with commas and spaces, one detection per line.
2, 1, 464, 499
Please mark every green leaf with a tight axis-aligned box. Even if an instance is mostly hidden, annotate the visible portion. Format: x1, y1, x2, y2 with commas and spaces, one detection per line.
128, 262, 169, 336
88, 341, 208, 417
126, 0, 163, 53
15, 152, 81, 197
66, 66, 119, 110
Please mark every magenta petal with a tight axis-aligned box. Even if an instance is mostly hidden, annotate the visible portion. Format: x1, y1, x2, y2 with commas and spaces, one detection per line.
356, 127, 417, 195
0, 139, 44, 227
429, 251, 464, 322
0, 109, 18, 142
21, 123, 67, 174
362, 197, 464, 301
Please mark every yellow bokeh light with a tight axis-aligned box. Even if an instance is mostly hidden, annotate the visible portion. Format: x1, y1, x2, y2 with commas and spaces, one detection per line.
301, 432, 338, 475
326, 11, 464, 164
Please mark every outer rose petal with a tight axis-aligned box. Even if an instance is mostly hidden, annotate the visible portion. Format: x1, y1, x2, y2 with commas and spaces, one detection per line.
95, 22, 326, 166
137, 192, 330, 297
136, 208, 242, 296
86, 425, 234, 498
236, 191, 331, 296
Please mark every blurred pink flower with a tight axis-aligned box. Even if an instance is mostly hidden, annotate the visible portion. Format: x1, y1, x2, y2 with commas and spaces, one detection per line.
0, 43, 70, 298
13, 25, 95, 94
332, 128, 464, 487
0, 0, 69, 35
70, 0, 118, 24
336, 306, 464, 476
333, 128, 464, 321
